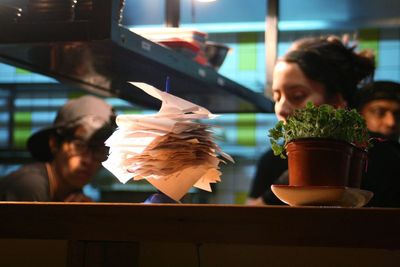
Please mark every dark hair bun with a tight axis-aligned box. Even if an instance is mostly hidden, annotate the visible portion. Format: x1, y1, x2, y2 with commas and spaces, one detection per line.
283, 35, 375, 106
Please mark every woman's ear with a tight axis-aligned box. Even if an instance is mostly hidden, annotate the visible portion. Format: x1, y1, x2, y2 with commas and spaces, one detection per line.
48, 135, 59, 155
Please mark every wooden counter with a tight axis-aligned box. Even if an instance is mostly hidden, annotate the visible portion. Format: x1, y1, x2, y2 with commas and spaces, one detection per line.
0, 202, 399, 266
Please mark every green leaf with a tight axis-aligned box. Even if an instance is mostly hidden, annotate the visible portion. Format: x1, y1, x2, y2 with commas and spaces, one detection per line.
268, 102, 372, 158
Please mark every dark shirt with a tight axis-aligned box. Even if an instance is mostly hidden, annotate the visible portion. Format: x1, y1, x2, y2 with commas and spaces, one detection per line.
361, 135, 400, 207
0, 162, 51, 201
249, 149, 287, 205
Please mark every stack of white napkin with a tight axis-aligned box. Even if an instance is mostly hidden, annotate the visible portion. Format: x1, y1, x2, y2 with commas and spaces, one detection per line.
102, 82, 234, 202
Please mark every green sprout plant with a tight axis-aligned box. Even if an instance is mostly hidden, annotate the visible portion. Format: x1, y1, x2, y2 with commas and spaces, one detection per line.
268, 102, 371, 159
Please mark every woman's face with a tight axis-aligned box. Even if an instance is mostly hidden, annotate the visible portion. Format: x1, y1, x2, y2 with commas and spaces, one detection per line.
272, 61, 344, 121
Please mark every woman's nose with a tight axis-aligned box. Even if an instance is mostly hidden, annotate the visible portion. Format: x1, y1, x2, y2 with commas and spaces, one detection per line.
275, 99, 292, 121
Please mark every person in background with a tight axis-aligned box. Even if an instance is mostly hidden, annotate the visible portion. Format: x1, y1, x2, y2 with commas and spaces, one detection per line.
355, 81, 400, 206
247, 35, 376, 206
0, 95, 116, 202
356, 81, 400, 142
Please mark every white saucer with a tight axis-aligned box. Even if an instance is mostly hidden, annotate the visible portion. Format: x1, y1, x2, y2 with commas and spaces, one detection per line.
271, 185, 373, 207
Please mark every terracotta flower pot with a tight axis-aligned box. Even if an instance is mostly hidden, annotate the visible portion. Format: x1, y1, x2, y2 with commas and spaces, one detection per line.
348, 146, 368, 188
286, 138, 354, 187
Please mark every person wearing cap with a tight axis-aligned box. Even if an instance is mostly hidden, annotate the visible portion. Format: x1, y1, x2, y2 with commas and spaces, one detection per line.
356, 81, 400, 142
354, 81, 400, 207
0, 95, 116, 202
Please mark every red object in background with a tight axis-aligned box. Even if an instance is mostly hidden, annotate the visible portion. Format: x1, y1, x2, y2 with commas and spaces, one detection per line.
158, 38, 208, 65
158, 38, 200, 54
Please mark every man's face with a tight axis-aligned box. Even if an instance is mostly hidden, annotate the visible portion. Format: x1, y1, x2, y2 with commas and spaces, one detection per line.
361, 99, 400, 141
53, 126, 108, 190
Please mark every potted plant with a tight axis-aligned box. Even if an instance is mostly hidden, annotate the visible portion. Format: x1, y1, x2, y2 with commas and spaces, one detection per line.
268, 102, 370, 188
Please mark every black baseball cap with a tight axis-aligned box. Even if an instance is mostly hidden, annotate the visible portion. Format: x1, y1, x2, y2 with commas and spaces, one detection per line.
27, 95, 116, 161
356, 81, 400, 110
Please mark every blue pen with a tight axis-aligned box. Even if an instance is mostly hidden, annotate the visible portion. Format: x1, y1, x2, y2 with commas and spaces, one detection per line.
165, 76, 170, 93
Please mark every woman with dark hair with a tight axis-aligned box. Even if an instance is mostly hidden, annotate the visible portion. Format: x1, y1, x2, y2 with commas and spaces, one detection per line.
247, 35, 400, 207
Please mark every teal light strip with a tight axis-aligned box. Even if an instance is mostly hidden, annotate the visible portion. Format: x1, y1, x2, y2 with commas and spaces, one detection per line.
129, 19, 400, 33
128, 21, 330, 33
180, 22, 265, 33
129, 22, 264, 33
